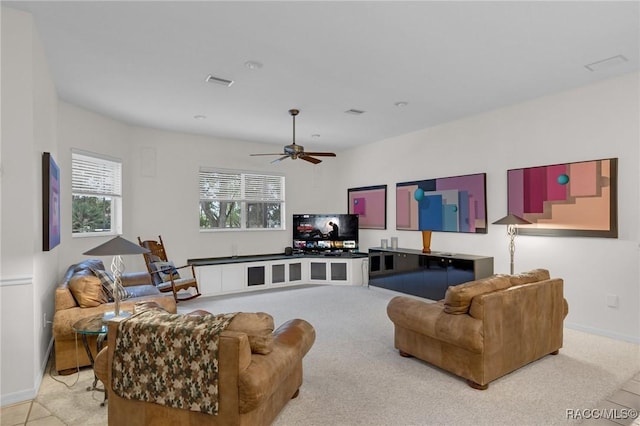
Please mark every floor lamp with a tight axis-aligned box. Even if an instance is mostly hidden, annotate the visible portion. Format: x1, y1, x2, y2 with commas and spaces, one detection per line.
492, 213, 531, 275
83, 236, 150, 318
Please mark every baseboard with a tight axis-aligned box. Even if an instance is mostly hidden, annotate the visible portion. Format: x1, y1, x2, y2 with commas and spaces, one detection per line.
0, 337, 53, 407
565, 322, 640, 344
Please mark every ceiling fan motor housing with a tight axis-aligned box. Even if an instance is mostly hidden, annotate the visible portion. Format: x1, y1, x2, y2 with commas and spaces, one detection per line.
249, 108, 335, 164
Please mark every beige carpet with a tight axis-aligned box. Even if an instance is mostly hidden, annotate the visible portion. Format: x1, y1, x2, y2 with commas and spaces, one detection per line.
38, 284, 640, 425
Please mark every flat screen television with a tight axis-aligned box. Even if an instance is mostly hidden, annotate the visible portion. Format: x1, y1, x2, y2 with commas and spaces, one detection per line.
292, 214, 359, 253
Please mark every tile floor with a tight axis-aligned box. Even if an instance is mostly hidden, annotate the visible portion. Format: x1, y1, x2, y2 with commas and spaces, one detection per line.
2, 373, 640, 425
581, 374, 640, 426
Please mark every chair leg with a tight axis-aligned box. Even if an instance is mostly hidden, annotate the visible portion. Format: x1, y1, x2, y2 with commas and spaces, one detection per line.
467, 380, 488, 390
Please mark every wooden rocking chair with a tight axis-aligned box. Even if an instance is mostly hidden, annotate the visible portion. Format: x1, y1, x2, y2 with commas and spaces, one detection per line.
137, 235, 201, 302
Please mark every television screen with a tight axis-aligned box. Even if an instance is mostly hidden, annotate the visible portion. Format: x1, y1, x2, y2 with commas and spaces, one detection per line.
292, 214, 359, 253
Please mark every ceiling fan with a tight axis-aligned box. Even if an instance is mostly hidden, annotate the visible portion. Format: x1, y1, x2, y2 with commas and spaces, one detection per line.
250, 109, 336, 164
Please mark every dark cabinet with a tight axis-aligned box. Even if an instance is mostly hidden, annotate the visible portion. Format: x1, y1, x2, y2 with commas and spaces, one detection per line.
368, 248, 493, 300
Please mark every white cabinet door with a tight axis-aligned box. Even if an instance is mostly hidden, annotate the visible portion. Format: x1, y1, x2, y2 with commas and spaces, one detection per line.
221, 264, 245, 293
195, 265, 222, 295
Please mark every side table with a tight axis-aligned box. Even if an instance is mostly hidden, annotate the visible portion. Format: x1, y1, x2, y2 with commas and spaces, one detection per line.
72, 312, 130, 406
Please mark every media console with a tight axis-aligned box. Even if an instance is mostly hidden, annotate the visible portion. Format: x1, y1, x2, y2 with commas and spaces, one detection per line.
368, 247, 493, 300
188, 253, 369, 297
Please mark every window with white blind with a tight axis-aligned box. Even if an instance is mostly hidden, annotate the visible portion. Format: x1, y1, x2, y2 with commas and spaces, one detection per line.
72, 150, 122, 235
199, 168, 285, 230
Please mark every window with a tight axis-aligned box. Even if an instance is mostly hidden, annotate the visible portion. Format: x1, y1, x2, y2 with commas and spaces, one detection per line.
199, 168, 285, 230
72, 150, 122, 235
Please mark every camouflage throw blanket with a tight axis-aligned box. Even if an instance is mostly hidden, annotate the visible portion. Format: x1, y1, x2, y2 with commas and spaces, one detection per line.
112, 310, 237, 415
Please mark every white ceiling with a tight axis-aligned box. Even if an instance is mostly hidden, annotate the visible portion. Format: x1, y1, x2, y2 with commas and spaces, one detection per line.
6, 1, 640, 152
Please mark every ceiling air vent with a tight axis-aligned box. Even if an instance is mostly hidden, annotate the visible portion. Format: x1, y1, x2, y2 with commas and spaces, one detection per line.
345, 109, 366, 115
584, 55, 628, 72
206, 75, 234, 87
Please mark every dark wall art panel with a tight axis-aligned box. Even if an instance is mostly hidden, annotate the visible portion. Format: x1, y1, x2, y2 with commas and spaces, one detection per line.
43, 152, 61, 251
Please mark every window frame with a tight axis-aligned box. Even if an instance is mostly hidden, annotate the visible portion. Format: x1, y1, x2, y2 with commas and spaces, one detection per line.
71, 149, 123, 237
199, 167, 285, 231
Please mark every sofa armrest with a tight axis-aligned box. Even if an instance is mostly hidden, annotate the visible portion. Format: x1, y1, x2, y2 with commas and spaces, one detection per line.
479, 278, 567, 367
387, 296, 483, 353
237, 319, 315, 414
272, 318, 316, 358
55, 286, 78, 311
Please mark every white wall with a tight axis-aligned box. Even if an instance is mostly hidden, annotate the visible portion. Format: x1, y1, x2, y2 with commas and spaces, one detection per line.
56, 102, 140, 274
1, 7, 59, 405
338, 72, 640, 342
56, 114, 342, 274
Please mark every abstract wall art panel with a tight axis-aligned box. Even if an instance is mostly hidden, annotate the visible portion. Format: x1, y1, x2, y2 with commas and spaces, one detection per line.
396, 173, 487, 233
507, 158, 617, 237
348, 185, 387, 229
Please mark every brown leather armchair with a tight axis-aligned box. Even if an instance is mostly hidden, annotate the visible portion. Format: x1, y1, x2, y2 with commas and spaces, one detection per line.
387, 269, 568, 389
95, 310, 315, 426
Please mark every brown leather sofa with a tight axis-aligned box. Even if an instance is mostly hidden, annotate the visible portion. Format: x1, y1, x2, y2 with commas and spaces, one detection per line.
387, 269, 568, 389
94, 308, 316, 426
53, 259, 177, 374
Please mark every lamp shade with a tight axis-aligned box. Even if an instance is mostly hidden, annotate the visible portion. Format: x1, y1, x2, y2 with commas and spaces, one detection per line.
83, 236, 150, 256
492, 214, 531, 226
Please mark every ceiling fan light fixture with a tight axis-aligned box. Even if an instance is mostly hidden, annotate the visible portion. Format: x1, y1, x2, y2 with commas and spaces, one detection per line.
205, 74, 234, 87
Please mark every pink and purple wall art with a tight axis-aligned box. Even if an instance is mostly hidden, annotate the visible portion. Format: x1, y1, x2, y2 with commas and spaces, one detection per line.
348, 185, 387, 229
507, 158, 617, 237
396, 173, 487, 233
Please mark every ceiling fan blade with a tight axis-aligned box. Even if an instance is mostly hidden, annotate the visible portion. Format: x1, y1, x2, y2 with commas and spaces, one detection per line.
300, 155, 322, 164
303, 152, 336, 157
250, 153, 287, 156
271, 155, 290, 163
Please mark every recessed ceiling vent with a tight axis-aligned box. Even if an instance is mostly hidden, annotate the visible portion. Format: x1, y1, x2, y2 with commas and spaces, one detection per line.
584, 55, 628, 72
206, 74, 234, 87
345, 109, 366, 115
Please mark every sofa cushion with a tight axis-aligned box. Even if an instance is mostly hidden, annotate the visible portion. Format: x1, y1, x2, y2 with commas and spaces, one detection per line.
444, 275, 511, 314
68, 272, 108, 308
508, 268, 550, 286
227, 312, 275, 354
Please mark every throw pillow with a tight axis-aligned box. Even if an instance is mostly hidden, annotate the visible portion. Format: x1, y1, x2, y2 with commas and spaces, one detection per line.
91, 268, 131, 302
150, 261, 181, 284
68, 272, 108, 308
443, 275, 512, 314
227, 312, 275, 354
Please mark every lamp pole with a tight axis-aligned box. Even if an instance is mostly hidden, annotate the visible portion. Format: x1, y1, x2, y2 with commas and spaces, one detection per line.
492, 214, 531, 275
507, 224, 516, 275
